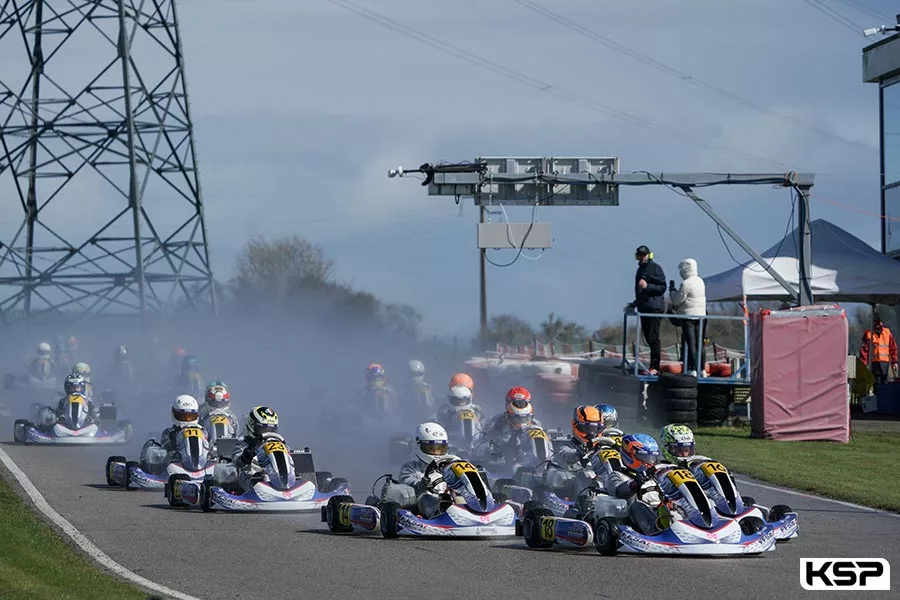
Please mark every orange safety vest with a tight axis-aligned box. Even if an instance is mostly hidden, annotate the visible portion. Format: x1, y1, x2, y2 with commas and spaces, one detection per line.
867, 328, 893, 363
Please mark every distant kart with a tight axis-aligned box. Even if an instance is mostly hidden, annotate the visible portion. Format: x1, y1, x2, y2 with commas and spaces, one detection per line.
322, 458, 517, 538
13, 396, 131, 445
5, 372, 57, 391
105, 425, 218, 490
166, 434, 349, 512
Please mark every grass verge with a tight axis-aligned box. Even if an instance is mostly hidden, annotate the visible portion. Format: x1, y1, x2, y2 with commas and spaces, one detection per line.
694, 427, 899, 512
0, 471, 149, 600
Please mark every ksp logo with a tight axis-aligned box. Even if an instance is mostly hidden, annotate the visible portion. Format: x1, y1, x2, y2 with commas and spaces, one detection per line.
801, 558, 891, 591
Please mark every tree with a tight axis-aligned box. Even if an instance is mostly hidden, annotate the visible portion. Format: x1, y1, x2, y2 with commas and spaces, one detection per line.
539, 312, 587, 343
484, 314, 535, 346
380, 303, 423, 338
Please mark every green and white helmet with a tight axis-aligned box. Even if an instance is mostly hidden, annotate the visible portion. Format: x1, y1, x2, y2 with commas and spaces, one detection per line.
659, 424, 695, 463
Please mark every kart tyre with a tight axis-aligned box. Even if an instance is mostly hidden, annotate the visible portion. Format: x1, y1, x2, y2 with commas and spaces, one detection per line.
665, 410, 697, 427
658, 372, 698, 390
380, 501, 401, 539
124, 461, 139, 490
315, 471, 334, 492
117, 420, 133, 440
166, 474, 190, 507
325, 494, 355, 533
13, 419, 29, 444
326, 477, 350, 493
522, 500, 544, 514
664, 396, 697, 412
106, 455, 126, 486
767, 504, 792, 522
665, 387, 698, 400
200, 476, 214, 512
593, 517, 619, 556
523, 507, 554, 549
741, 495, 756, 506
739, 515, 765, 535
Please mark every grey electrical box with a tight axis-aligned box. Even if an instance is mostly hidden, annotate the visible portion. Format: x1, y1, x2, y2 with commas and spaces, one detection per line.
477, 222, 552, 249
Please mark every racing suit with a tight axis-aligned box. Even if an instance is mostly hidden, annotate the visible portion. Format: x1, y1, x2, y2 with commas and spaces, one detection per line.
140, 425, 197, 474
233, 432, 286, 492
29, 357, 54, 380
54, 395, 99, 424
592, 450, 662, 535
435, 403, 485, 432
404, 377, 436, 416
547, 436, 601, 496
399, 454, 462, 519
476, 415, 545, 462
358, 383, 400, 418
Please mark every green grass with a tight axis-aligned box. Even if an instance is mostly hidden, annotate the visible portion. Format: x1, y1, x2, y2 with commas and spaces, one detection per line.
693, 427, 899, 512
0, 473, 149, 600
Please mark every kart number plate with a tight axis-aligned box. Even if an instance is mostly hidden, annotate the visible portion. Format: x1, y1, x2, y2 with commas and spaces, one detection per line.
264, 441, 288, 454
183, 428, 203, 438
541, 516, 555, 541
527, 429, 549, 440
450, 461, 478, 477
67, 394, 85, 404
700, 461, 727, 477
210, 415, 230, 425
666, 469, 696, 487
599, 449, 620, 461
610, 435, 622, 445
458, 409, 475, 420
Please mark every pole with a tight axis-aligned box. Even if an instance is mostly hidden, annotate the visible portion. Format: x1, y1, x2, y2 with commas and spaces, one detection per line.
797, 185, 814, 306
479, 203, 488, 344
23, 0, 45, 322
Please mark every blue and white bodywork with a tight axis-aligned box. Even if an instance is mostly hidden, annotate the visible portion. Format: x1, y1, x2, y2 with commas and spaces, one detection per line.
14, 396, 131, 445
105, 425, 216, 489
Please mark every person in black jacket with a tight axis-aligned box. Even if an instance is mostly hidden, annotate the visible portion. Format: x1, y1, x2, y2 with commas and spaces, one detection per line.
632, 245, 667, 374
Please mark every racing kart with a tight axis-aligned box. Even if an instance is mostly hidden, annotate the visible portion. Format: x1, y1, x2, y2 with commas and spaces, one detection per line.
520, 462, 777, 556
473, 426, 556, 494
166, 433, 349, 512
105, 425, 218, 490
13, 395, 132, 445
321, 458, 517, 538
201, 410, 239, 445
4, 371, 57, 391
689, 459, 798, 541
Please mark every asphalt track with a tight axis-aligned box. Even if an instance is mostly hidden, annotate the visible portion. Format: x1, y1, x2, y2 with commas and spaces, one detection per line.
2, 430, 899, 600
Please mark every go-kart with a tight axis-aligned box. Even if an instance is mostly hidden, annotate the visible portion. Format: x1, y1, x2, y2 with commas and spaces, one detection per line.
5, 371, 57, 391
520, 462, 777, 556
201, 410, 239, 445
105, 425, 218, 490
473, 426, 556, 494
688, 459, 798, 541
166, 433, 349, 512
322, 458, 517, 538
13, 395, 132, 445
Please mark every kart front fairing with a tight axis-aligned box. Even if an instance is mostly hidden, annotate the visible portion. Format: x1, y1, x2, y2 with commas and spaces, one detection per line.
205, 477, 351, 512
22, 421, 131, 445
722, 503, 799, 541
616, 515, 777, 555
395, 501, 517, 537
110, 460, 218, 489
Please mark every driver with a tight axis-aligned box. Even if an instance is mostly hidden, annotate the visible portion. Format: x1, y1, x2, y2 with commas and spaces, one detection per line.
233, 406, 282, 490
595, 404, 619, 430
139, 395, 204, 474
554, 405, 604, 469
593, 432, 664, 534
201, 380, 237, 421
448, 372, 475, 392
659, 423, 732, 487
113, 345, 135, 381
436, 385, 484, 430
483, 386, 543, 442
399, 422, 462, 519
55, 374, 98, 423
359, 363, 399, 413
30, 342, 54, 379
405, 359, 435, 414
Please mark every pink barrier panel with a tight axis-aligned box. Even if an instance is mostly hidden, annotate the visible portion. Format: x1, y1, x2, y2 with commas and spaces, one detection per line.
750, 305, 849, 442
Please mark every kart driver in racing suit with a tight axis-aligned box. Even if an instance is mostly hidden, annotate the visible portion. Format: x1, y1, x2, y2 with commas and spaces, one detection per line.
546, 405, 605, 496
359, 363, 399, 416
30, 342, 55, 380
658, 423, 738, 490
140, 395, 206, 474
200, 380, 237, 420
436, 385, 485, 430
399, 422, 462, 519
404, 359, 435, 417
477, 389, 543, 462
593, 432, 665, 535
54, 374, 99, 423
232, 406, 282, 492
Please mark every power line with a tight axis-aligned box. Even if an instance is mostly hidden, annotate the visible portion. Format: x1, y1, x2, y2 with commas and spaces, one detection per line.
834, 0, 894, 22
804, 0, 867, 35
324, 0, 876, 192
509, 0, 877, 155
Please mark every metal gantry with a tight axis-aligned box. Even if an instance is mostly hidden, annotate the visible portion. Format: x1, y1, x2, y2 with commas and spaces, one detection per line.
0, 0, 216, 327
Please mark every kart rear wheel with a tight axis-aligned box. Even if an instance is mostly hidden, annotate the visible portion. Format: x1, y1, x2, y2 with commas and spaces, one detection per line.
380, 501, 400, 539
200, 476, 214, 512
741, 495, 756, 506
106, 456, 125, 486
13, 419, 29, 444
325, 494, 355, 533
124, 461, 139, 490
767, 504, 792, 522
522, 507, 554, 549
593, 518, 619, 556
739, 516, 765, 535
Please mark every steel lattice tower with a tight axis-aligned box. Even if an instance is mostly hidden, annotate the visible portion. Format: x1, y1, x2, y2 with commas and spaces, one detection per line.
0, 0, 216, 327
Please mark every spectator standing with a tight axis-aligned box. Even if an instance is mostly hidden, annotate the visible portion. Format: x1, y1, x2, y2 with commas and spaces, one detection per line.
669, 257, 707, 377
632, 245, 667, 375
859, 312, 898, 387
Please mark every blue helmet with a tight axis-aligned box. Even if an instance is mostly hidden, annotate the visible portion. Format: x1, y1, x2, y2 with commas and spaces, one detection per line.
595, 404, 618, 429
620, 433, 661, 471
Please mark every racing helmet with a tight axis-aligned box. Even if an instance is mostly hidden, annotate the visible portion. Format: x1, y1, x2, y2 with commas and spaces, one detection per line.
245, 406, 278, 438
73, 362, 91, 380
172, 394, 200, 427
64, 373, 86, 396
414, 422, 449, 464
595, 404, 619, 430
173, 347, 187, 357
448, 373, 474, 391
205, 380, 231, 410
68, 336, 78, 351
505, 386, 532, 409
366, 363, 385, 383
572, 405, 604, 444
115, 344, 127, 359
408, 359, 425, 379
660, 424, 695, 463
506, 400, 534, 430
448, 385, 473, 407
38, 342, 52, 356
620, 433, 662, 471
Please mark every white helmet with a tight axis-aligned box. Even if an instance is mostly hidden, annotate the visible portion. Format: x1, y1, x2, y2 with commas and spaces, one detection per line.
409, 359, 425, 378
172, 394, 200, 427
448, 385, 473, 407
414, 422, 449, 464
38, 342, 52, 355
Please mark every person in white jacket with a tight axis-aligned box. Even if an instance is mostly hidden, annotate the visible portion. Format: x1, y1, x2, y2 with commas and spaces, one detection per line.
669, 258, 707, 377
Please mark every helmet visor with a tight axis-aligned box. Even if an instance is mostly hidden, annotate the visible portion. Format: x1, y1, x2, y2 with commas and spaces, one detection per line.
508, 413, 533, 428
577, 420, 602, 438
635, 448, 661, 465
173, 409, 198, 423
667, 441, 695, 458
420, 441, 448, 456
508, 397, 530, 410
449, 394, 469, 407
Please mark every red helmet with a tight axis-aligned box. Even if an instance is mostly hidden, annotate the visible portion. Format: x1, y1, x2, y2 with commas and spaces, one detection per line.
174, 347, 187, 357
505, 386, 532, 409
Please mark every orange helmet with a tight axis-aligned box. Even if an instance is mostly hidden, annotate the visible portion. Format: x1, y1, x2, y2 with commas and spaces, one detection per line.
571, 405, 604, 444
505, 386, 532, 409
506, 400, 534, 429
448, 373, 474, 391
174, 347, 186, 357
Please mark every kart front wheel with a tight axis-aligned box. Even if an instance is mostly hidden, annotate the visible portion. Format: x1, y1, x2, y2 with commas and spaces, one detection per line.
767, 504, 792, 522
105, 456, 125, 486
593, 518, 619, 556
522, 507, 554, 549
380, 501, 400, 539
739, 516, 765, 535
166, 474, 190, 507
325, 495, 355, 533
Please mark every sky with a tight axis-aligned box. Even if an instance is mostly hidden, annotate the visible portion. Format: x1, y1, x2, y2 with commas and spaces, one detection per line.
1, 0, 895, 335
